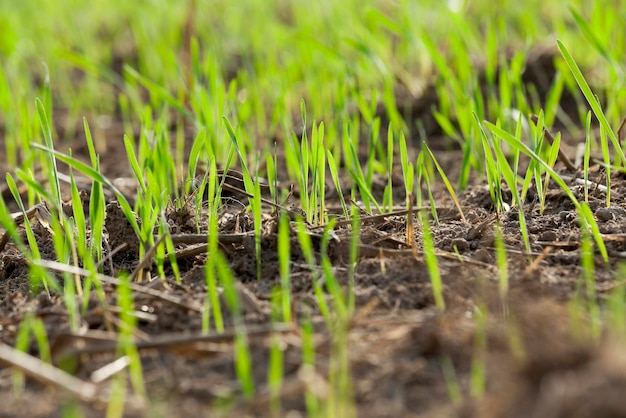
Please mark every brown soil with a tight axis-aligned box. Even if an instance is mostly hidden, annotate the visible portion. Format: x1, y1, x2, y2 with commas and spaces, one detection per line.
1, 52, 625, 418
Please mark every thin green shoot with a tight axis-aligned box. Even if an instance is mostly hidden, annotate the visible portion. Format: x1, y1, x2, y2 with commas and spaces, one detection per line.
115, 272, 146, 397
348, 207, 360, 314
278, 213, 292, 323
383, 124, 394, 212
204, 157, 224, 333
327, 150, 349, 220
347, 135, 381, 214
423, 143, 466, 222
399, 131, 414, 209
607, 264, 626, 334
579, 229, 601, 340
301, 311, 320, 416
295, 218, 330, 323
214, 250, 255, 399
36, 98, 61, 210
584, 112, 593, 203
569, 7, 623, 77
268, 289, 284, 415
6, 174, 57, 294
470, 303, 487, 399
439, 355, 462, 404
223, 116, 263, 279
494, 224, 509, 303
476, 115, 506, 213
599, 124, 611, 207
320, 220, 348, 320
419, 210, 445, 311
557, 40, 626, 167
540, 131, 561, 215
416, 151, 439, 225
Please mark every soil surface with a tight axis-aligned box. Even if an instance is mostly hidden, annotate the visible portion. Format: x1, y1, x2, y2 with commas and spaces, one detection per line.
1, 52, 625, 418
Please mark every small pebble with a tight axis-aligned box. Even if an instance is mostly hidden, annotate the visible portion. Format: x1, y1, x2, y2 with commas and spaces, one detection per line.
473, 248, 492, 264
450, 238, 469, 252
538, 231, 557, 242
595, 207, 615, 222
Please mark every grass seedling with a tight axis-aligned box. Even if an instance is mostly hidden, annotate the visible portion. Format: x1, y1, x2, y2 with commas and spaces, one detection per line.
579, 229, 601, 340
36, 98, 61, 210
399, 132, 416, 246
599, 124, 611, 207
485, 122, 531, 255
439, 355, 462, 404
224, 116, 263, 279
297, 100, 312, 222
584, 111, 593, 203
418, 210, 445, 311
12, 314, 35, 393
494, 224, 509, 304
6, 174, 59, 294
295, 218, 330, 324
327, 150, 349, 220
214, 250, 255, 399
300, 310, 320, 417
50, 211, 81, 330
607, 264, 626, 335
539, 130, 562, 215
558, 40, 626, 167
277, 212, 292, 323
477, 116, 506, 213
320, 220, 348, 320
347, 131, 381, 215
569, 6, 623, 80
115, 272, 146, 398
383, 123, 393, 212
486, 122, 608, 263
204, 158, 224, 333
416, 151, 438, 225
326, 323, 354, 418
423, 144, 466, 222
348, 207, 360, 314
399, 133, 414, 201
268, 289, 285, 415
470, 303, 487, 399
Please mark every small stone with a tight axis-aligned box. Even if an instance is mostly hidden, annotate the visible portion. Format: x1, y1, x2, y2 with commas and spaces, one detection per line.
473, 248, 492, 264
450, 238, 469, 252
538, 230, 557, 242
595, 207, 615, 222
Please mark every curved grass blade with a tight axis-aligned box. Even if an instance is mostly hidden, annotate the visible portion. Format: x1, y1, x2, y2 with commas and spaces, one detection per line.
557, 40, 626, 167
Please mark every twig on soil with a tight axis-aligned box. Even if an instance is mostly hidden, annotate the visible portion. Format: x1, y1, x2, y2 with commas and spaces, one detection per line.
90, 356, 131, 384
130, 234, 167, 282
0, 341, 99, 402
51, 323, 294, 361
164, 232, 255, 260
34, 259, 204, 312
312, 206, 433, 230
168, 232, 255, 245
355, 243, 495, 269
522, 246, 554, 280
